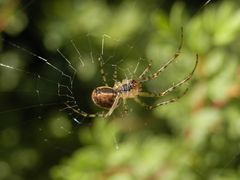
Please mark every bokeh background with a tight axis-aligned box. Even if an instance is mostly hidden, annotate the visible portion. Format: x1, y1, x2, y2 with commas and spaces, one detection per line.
0, 0, 240, 179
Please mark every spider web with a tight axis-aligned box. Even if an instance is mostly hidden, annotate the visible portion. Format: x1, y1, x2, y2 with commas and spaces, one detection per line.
1, 0, 240, 179
0, 18, 147, 139
0, 2, 155, 157
0, 36, 128, 170
0, 33, 150, 173
0, 36, 118, 119
0, 1, 215, 127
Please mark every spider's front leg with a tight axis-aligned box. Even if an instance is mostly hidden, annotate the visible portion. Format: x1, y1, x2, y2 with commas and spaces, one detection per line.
138, 61, 152, 79
139, 54, 198, 98
135, 88, 188, 110
140, 27, 183, 82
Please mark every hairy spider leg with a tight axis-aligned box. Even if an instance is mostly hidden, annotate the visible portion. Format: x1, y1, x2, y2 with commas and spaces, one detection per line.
112, 64, 118, 82
105, 94, 121, 117
64, 103, 105, 118
139, 54, 198, 98
99, 34, 117, 86
140, 27, 183, 82
98, 56, 109, 86
64, 89, 121, 118
122, 99, 129, 115
138, 61, 152, 79
134, 88, 188, 110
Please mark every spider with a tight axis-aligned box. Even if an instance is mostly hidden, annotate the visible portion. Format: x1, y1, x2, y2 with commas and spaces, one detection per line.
65, 28, 198, 118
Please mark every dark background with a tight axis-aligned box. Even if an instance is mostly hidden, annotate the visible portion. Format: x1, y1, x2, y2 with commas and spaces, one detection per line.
0, 0, 240, 179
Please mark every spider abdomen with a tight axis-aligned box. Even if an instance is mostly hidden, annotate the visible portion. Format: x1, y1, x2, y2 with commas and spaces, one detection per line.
91, 86, 118, 109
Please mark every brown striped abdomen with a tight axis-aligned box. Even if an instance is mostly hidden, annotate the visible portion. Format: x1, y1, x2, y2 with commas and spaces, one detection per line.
91, 86, 118, 109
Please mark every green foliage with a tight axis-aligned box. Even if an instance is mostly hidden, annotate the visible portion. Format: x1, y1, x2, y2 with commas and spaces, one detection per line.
0, 0, 240, 179
51, 1, 240, 180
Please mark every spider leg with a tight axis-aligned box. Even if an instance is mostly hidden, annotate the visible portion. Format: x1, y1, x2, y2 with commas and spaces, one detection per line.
98, 56, 108, 86
105, 94, 121, 117
134, 97, 149, 109
138, 61, 152, 79
139, 54, 198, 97
123, 99, 129, 115
140, 27, 183, 82
135, 88, 188, 110
112, 64, 118, 82
64, 103, 105, 118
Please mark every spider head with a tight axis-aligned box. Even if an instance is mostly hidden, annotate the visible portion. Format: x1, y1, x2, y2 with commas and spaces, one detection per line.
130, 80, 139, 90
112, 79, 141, 99
119, 79, 140, 92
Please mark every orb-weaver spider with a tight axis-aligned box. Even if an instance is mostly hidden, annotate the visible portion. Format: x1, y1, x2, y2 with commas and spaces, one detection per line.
65, 28, 198, 118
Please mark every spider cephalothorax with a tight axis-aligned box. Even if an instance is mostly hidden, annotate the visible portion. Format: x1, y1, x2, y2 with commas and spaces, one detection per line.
65, 28, 198, 118
114, 79, 141, 98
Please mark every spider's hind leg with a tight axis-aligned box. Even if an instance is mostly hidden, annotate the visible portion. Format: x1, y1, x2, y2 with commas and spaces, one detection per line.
63, 102, 105, 118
